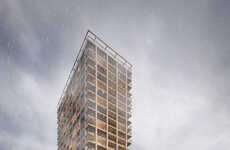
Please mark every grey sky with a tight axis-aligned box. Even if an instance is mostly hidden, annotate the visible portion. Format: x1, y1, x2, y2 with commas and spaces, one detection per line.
1, 0, 230, 150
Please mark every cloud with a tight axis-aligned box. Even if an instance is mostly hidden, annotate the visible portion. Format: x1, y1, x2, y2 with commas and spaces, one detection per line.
0, 0, 230, 150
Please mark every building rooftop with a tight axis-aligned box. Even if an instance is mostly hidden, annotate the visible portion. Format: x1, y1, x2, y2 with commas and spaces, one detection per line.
57, 30, 132, 107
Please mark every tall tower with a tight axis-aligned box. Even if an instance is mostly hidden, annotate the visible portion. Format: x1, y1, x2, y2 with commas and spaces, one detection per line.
57, 30, 132, 150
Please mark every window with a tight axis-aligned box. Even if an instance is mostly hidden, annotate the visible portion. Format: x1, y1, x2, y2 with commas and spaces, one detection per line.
97, 89, 107, 99
87, 83, 96, 93
108, 88, 116, 97
97, 120, 107, 131
87, 142, 95, 150
97, 80, 106, 91
97, 113, 107, 123
86, 40, 96, 50
108, 56, 116, 66
88, 108, 96, 117
118, 109, 126, 118
118, 86, 126, 96
118, 63, 126, 74
118, 123, 126, 132
118, 145, 126, 150
108, 103, 116, 113
118, 72, 126, 82
97, 96, 107, 107
87, 66, 96, 76
118, 102, 126, 111
108, 118, 116, 127
97, 64, 107, 76
108, 134, 116, 143
97, 48, 107, 60
108, 71, 116, 82
127, 106, 131, 113
87, 48, 96, 60
127, 78, 131, 85
108, 95, 116, 105
97, 105, 107, 115
108, 79, 116, 89
127, 70, 132, 79
108, 126, 116, 135
97, 145, 106, 150
97, 72, 107, 84
108, 64, 116, 74
97, 57, 106, 67
108, 142, 116, 149
88, 134, 96, 142
88, 100, 96, 109
87, 74, 96, 85
118, 138, 126, 146
118, 94, 126, 104
118, 116, 126, 125
86, 91, 96, 101
118, 80, 126, 89
108, 111, 116, 120
87, 125, 96, 135
88, 117, 96, 126
128, 92, 131, 98
87, 58, 96, 68
97, 129, 106, 138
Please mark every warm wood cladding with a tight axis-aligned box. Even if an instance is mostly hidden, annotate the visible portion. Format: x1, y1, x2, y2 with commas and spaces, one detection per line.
58, 31, 132, 150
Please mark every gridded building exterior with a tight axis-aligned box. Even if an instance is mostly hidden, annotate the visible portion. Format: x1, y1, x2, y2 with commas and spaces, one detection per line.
57, 30, 132, 150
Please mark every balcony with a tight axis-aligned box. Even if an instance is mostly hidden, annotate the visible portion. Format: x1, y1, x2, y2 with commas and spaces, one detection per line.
86, 57, 96, 69
127, 113, 132, 119
97, 136, 107, 148
127, 85, 132, 91
118, 137, 126, 146
127, 120, 131, 126
108, 141, 116, 150
127, 78, 132, 86
118, 145, 126, 150
127, 140, 132, 147
97, 120, 107, 131
127, 128, 132, 136
87, 125, 95, 135
87, 134, 96, 142
87, 116, 96, 127
127, 106, 132, 114
108, 134, 116, 143
127, 97, 132, 105
87, 142, 96, 150
127, 92, 132, 98
127, 131, 132, 140
118, 123, 126, 133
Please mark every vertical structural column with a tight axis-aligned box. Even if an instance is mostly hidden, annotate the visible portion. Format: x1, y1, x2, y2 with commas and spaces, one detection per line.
84, 50, 87, 150
125, 69, 127, 150
95, 45, 98, 150
116, 60, 118, 150
106, 49, 109, 149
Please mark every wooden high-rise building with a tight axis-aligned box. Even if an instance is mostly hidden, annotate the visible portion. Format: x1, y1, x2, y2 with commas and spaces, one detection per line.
57, 30, 132, 150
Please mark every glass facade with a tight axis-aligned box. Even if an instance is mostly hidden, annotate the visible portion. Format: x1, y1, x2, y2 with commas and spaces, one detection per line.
57, 31, 132, 150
